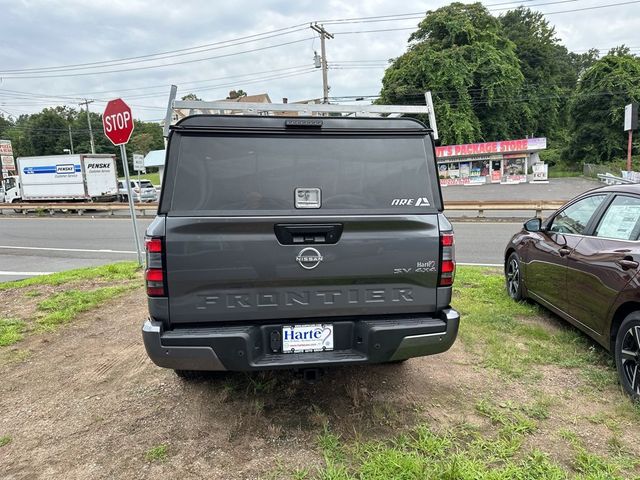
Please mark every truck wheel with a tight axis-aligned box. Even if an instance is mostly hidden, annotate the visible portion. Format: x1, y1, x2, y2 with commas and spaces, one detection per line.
505, 252, 525, 301
615, 312, 640, 400
174, 370, 204, 380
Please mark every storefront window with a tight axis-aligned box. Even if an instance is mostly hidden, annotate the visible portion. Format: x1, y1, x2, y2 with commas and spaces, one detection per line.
502, 157, 527, 184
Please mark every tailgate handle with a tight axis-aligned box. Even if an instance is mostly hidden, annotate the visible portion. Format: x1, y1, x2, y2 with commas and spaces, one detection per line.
274, 224, 343, 245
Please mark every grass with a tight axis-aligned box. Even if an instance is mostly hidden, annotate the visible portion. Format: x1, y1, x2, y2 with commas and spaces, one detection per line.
36, 285, 136, 330
308, 415, 572, 480
277, 267, 640, 479
0, 262, 139, 291
144, 444, 168, 462
0, 262, 142, 347
306, 405, 638, 480
453, 267, 611, 385
119, 171, 160, 186
0, 435, 11, 448
0, 318, 26, 346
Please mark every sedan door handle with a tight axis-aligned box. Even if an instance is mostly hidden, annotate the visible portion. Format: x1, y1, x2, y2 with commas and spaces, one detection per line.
618, 259, 639, 270
558, 247, 572, 257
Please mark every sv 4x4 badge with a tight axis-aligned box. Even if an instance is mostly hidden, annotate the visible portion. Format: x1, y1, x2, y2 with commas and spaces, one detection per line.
296, 247, 323, 270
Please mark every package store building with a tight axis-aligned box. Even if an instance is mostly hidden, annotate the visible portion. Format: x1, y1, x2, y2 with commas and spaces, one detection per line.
435, 138, 547, 186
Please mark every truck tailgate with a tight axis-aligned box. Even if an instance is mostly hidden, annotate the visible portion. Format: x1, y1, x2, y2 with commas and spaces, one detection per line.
165, 215, 440, 324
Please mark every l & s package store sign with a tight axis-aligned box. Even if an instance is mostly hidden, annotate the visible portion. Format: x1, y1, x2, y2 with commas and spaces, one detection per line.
435, 138, 547, 186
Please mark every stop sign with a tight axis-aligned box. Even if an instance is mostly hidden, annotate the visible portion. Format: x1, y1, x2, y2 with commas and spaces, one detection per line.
102, 98, 134, 145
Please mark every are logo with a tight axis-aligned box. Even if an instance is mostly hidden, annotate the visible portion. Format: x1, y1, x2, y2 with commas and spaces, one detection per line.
296, 247, 323, 270
391, 197, 430, 207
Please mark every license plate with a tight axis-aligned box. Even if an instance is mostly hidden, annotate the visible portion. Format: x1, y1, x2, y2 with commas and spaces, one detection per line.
282, 324, 334, 353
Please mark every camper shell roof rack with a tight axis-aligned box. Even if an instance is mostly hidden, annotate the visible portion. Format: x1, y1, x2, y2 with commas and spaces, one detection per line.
162, 86, 439, 140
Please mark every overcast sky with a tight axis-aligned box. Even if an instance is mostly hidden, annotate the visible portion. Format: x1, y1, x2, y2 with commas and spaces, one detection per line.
1, 0, 639, 121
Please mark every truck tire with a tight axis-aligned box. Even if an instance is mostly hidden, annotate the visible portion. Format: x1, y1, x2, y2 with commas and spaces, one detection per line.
174, 370, 204, 380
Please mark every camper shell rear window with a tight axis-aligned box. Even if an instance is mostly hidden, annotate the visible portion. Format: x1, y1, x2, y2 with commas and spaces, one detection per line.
162, 117, 441, 216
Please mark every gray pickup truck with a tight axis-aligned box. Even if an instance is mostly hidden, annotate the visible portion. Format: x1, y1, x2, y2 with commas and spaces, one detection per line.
142, 114, 459, 378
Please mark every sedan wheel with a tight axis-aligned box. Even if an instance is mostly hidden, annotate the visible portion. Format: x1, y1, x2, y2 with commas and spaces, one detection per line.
615, 313, 640, 400
505, 253, 524, 301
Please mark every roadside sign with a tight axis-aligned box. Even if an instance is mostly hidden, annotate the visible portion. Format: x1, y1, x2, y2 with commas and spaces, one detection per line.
624, 103, 638, 132
531, 163, 549, 183
133, 154, 144, 171
102, 99, 135, 146
624, 103, 638, 173
102, 99, 142, 265
1, 139, 15, 178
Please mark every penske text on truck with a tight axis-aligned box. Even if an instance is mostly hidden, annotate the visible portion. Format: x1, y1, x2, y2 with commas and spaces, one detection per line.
1, 154, 118, 203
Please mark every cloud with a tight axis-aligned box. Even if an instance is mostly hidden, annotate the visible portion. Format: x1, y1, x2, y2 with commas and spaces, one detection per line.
0, 0, 638, 121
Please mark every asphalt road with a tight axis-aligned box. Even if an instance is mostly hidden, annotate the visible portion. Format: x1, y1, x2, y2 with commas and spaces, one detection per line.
0, 217, 517, 282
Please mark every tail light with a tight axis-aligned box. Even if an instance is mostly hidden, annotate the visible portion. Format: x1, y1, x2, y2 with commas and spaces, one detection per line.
145, 237, 166, 297
439, 232, 456, 286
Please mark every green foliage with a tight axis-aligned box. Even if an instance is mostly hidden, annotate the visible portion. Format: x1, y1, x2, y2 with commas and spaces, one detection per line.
36, 285, 135, 330
0, 107, 163, 173
0, 435, 11, 448
379, 2, 524, 144
309, 419, 574, 480
0, 318, 26, 346
0, 262, 139, 291
144, 444, 168, 462
378, 3, 639, 165
454, 267, 612, 385
499, 8, 577, 141
567, 51, 640, 164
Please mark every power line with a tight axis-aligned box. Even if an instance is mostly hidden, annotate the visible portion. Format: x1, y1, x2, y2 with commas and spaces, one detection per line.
0, 25, 309, 75
321, 0, 580, 26
0, 0, 591, 78
1, 0, 634, 81
0, 69, 319, 108
0, 37, 314, 79
0, 64, 315, 102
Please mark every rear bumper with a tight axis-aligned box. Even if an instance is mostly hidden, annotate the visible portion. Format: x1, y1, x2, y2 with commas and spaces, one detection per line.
142, 309, 459, 371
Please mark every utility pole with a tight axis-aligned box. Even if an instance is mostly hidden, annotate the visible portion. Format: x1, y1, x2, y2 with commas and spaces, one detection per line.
310, 23, 333, 104
68, 124, 74, 154
79, 99, 96, 154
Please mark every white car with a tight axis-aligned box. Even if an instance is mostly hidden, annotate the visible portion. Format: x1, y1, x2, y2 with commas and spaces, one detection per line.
118, 179, 158, 203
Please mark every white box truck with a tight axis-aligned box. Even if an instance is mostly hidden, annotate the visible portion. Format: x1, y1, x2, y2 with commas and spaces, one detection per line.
2, 154, 118, 203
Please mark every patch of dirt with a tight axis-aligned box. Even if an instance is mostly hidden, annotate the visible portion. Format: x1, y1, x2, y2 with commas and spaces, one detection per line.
0, 278, 138, 335
0, 291, 639, 479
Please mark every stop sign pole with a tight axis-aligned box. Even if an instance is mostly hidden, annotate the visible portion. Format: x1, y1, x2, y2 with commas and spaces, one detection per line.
102, 99, 143, 266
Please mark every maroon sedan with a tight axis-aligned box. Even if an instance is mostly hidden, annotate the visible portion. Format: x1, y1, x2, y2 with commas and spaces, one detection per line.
505, 184, 640, 400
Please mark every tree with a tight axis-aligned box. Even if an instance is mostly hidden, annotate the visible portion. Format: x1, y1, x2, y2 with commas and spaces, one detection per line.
226, 89, 247, 99
0, 114, 13, 138
378, 2, 524, 144
181, 93, 202, 101
0, 107, 164, 177
567, 50, 640, 163
26, 108, 68, 156
499, 8, 576, 139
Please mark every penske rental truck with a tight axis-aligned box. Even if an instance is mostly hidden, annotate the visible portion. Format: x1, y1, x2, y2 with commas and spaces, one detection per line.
2, 154, 119, 203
